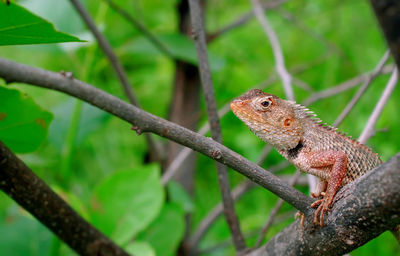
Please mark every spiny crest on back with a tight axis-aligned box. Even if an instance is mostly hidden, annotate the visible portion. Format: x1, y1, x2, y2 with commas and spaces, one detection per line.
287, 99, 381, 160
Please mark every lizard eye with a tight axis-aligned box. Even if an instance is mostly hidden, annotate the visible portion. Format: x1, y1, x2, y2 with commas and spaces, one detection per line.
261, 101, 270, 107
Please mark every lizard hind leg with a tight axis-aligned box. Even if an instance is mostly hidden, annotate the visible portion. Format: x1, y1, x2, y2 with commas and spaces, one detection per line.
306, 151, 348, 226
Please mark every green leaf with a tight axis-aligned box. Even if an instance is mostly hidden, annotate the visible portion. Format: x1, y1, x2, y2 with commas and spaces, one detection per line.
0, 86, 53, 153
127, 33, 225, 71
137, 203, 185, 256
0, 2, 84, 45
167, 181, 194, 213
90, 164, 164, 245
125, 241, 156, 256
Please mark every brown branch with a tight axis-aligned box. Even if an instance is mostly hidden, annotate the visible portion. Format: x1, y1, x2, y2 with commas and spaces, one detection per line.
188, 0, 246, 251
69, 0, 164, 162
249, 153, 400, 256
0, 142, 129, 256
0, 55, 314, 241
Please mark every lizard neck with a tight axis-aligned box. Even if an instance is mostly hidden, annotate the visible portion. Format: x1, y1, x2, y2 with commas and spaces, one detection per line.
279, 140, 304, 160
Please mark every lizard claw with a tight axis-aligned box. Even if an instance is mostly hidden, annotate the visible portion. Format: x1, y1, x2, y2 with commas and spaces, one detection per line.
295, 211, 305, 227
311, 198, 330, 226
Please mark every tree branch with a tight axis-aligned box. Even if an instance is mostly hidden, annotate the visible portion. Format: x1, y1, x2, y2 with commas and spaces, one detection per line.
249, 153, 400, 256
188, 0, 246, 251
0, 56, 314, 224
0, 142, 129, 256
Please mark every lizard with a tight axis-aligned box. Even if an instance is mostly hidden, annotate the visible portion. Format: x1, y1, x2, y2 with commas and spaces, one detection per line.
230, 89, 382, 226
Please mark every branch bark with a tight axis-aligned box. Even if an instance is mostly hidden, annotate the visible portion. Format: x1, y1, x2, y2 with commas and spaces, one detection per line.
249, 153, 400, 256
0, 142, 129, 256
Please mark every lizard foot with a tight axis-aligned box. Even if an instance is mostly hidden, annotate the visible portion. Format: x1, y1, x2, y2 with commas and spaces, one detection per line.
311, 198, 330, 226
295, 211, 305, 227
311, 191, 325, 198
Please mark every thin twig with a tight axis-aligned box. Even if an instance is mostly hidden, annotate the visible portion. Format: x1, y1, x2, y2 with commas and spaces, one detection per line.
69, 0, 164, 161
207, 0, 289, 42
103, 0, 173, 58
250, 0, 294, 100
302, 64, 394, 106
277, 8, 342, 55
69, 0, 139, 106
358, 68, 398, 144
255, 170, 301, 247
333, 51, 390, 127
188, 0, 246, 251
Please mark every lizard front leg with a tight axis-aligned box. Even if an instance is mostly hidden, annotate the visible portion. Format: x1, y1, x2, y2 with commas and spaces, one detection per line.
305, 151, 348, 226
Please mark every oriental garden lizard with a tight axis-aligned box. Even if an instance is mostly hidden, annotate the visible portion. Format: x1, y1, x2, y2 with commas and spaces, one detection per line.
230, 89, 382, 226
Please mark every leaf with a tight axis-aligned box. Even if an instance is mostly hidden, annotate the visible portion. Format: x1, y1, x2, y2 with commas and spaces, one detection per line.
167, 181, 194, 213
90, 164, 164, 245
125, 241, 156, 256
0, 2, 84, 45
0, 86, 53, 153
137, 203, 185, 256
127, 33, 225, 71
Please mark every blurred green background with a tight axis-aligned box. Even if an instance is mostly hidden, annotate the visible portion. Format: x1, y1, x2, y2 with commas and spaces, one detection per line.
0, 0, 399, 255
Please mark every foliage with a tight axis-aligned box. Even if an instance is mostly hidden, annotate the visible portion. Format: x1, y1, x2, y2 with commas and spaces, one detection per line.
0, 0, 399, 255
0, 2, 83, 45
0, 85, 53, 153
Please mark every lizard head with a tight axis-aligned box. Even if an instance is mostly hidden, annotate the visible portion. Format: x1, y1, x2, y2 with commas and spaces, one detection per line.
230, 89, 303, 150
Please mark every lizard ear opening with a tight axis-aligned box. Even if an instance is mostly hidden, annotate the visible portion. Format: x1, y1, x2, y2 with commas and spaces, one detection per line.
284, 118, 293, 127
